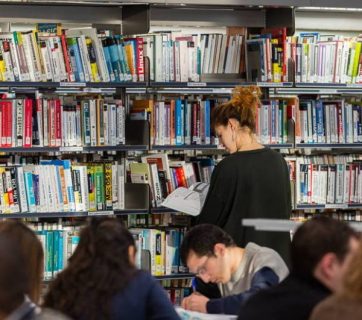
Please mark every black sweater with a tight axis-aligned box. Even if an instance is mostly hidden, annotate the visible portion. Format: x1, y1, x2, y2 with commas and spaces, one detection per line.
197, 147, 292, 263
238, 273, 331, 320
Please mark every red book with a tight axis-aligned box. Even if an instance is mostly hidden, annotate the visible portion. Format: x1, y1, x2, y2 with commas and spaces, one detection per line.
23, 99, 33, 148
1, 101, 13, 147
136, 37, 145, 82
175, 167, 187, 188
61, 32, 75, 82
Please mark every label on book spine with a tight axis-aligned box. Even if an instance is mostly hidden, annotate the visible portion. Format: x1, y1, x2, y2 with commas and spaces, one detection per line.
88, 210, 114, 216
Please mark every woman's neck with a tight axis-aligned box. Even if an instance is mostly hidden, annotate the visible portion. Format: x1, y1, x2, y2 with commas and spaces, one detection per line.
235, 132, 263, 152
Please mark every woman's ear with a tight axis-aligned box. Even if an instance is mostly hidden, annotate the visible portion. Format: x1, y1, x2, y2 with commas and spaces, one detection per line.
128, 245, 136, 266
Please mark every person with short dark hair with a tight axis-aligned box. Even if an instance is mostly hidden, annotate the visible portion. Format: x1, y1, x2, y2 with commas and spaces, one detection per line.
309, 238, 362, 320
180, 224, 288, 315
238, 216, 360, 320
43, 217, 180, 320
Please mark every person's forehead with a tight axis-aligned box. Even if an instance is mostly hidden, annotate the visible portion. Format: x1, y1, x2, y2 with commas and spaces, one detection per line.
187, 251, 206, 265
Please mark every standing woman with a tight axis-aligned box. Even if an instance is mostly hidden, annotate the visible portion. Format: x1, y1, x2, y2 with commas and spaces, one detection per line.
197, 85, 291, 263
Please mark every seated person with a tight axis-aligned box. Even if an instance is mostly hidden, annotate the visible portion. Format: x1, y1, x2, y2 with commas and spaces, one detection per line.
43, 217, 180, 320
238, 216, 360, 320
0, 225, 69, 320
309, 237, 362, 320
180, 224, 289, 315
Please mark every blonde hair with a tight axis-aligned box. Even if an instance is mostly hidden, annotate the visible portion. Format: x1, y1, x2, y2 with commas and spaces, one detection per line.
211, 85, 261, 132
0, 220, 44, 303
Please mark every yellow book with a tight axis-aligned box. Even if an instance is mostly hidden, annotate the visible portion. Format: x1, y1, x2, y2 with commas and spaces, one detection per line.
87, 164, 96, 211
104, 162, 112, 210
86, 37, 100, 82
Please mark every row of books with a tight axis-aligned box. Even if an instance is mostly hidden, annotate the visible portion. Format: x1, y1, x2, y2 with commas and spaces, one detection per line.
31, 222, 192, 280
30, 223, 80, 280
257, 98, 295, 144
291, 211, 362, 222
131, 97, 295, 147
162, 280, 192, 306
0, 159, 125, 214
291, 34, 362, 84
130, 154, 214, 207
0, 96, 125, 148
294, 157, 362, 205
295, 99, 362, 144
0, 28, 145, 83
131, 98, 216, 146
144, 32, 244, 82
130, 227, 189, 276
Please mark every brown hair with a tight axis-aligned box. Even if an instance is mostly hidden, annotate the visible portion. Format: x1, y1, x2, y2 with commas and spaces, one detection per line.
211, 85, 261, 132
43, 217, 137, 320
342, 237, 362, 300
0, 220, 44, 303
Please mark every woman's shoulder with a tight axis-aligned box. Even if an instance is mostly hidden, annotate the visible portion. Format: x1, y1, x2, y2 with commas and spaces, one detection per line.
129, 270, 156, 285
311, 295, 362, 320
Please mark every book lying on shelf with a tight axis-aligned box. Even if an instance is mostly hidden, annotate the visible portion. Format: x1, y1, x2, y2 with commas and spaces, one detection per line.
176, 307, 237, 320
162, 182, 209, 216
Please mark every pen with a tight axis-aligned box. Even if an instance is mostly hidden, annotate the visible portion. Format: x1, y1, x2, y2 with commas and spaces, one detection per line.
191, 277, 197, 292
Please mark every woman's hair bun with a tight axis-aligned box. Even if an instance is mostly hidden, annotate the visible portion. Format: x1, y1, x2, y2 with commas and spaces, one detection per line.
230, 85, 261, 110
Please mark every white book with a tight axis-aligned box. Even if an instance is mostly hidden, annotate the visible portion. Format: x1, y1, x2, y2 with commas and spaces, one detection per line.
162, 182, 209, 216
89, 99, 97, 146
117, 160, 125, 210
16, 167, 28, 213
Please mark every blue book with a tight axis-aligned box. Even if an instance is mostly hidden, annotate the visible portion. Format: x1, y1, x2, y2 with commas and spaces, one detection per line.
107, 37, 122, 82
315, 100, 325, 143
58, 230, 64, 272
175, 99, 183, 145
114, 35, 132, 81
102, 38, 115, 82
24, 171, 36, 212
204, 100, 211, 145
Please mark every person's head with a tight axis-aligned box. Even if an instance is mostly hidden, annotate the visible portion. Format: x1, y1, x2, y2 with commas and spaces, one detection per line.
180, 224, 237, 284
43, 217, 137, 320
341, 237, 362, 300
291, 216, 359, 292
0, 233, 28, 318
0, 220, 44, 304
211, 85, 261, 153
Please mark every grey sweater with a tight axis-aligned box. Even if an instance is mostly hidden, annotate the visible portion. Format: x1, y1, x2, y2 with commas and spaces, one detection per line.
207, 242, 289, 315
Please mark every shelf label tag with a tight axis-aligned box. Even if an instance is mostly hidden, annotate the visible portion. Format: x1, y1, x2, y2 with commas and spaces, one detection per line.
88, 210, 114, 216
187, 82, 207, 87
325, 204, 348, 209
60, 82, 86, 87
59, 146, 84, 152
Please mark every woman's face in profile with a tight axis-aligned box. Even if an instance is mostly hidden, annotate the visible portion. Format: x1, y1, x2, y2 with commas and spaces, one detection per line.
214, 124, 236, 154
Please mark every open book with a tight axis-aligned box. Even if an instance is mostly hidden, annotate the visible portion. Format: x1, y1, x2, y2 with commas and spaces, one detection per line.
176, 307, 237, 320
161, 182, 209, 216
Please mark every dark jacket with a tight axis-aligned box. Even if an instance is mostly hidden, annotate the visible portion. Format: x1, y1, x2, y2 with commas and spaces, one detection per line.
238, 273, 331, 320
197, 148, 292, 265
110, 271, 180, 320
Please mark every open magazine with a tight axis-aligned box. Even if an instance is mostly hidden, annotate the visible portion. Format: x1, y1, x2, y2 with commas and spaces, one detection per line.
176, 307, 237, 320
161, 182, 209, 216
